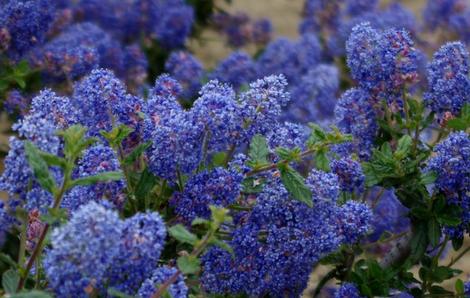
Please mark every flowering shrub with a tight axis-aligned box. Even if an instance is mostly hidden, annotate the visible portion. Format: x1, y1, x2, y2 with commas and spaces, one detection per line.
0, 1, 469, 298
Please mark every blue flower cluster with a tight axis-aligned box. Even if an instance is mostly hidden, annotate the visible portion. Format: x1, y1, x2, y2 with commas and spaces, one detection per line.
426, 132, 470, 238
424, 42, 470, 117
331, 157, 365, 194
138, 266, 188, 298
210, 51, 257, 90
335, 282, 364, 298
201, 177, 371, 297
43, 201, 167, 297
165, 51, 204, 100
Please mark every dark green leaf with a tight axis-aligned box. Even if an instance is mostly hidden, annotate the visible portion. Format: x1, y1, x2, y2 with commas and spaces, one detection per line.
420, 171, 437, 185
452, 237, 464, 250
427, 219, 440, 247
436, 214, 461, 226
315, 148, 330, 171
394, 135, 412, 159
177, 255, 200, 274
455, 279, 465, 294
38, 152, 66, 168
134, 167, 158, 200
248, 134, 269, 166
429, 286, 453, 295
409, 223, 428, 262
169, 224, 198, 245
123, 142, 151, 164
279, 166, 312, 207
241, 177, 265, 194
2, 269, 19, 294
209, 238, 234, 255
24, 141, 56, 194
71, 171, 123, 187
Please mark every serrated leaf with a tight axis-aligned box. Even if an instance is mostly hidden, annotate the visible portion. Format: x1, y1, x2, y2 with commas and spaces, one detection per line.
2, 269, 19, 294
100, 125, 134, 146
134, 167, 158, 200
315, 149, 330, 171
177, 255, 200, 274
279, 166, 312, 207
248, 134, 269, 165
169, 224, 198, 245
24, 141, 56, 194
38, 152, 66, 168
71, 171, 123, 187
276, 147, 292, 160
123, 141, 151, 164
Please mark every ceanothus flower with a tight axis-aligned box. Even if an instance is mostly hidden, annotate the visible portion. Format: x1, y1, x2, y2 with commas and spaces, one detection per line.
266, 121, 309, 151
107, 212, 167, 294
165, 51, 204, 100
306, 169, 340, 204
423, 0, 467, 31
62, 144, 126, 211
338, 201, 372, 244
43, 201, 124, 297
335, 282, 364, 298
335, 88, 378, 159
210, 51, 257, 90
239, 75, 290, 140
171, 167, 242, 224
0, 202, 14, 246
424, 42, 470, 116
331, 156, 365, 194
190, 80, 244, 151
138, 266, 188, 298
72, 69, 144, 137
0, 0, 55, 59
426, 132, 470, 238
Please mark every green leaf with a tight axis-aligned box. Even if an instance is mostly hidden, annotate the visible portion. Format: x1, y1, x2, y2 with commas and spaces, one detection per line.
177, 255, 200, 274
59, 125, 95, 159
14, 77, 26, 89
2, 269, 19, 294
134, 167, 158, 200
409, 223, 428, 262
248, 134, 269, 166
436, 214, 461, 226
123, 141, 151, 164
209, 206, 232, 226
10, 291, 53, 298
38, 152, 67, 168
307, 123, 327, 145
24, 141, 56, 194
210, 151, 227, 168
315, 148, 330, 171
420, 171, 437, 185
107, 288, 135, 298
40, 208, 68, 225
275, 147, 292, 161
427, 219, 440, 247
455, 279, 465, 294
71, 171, 123, 187
452, 237, 464, 250
394, 135, 412, 159
100, 125, 134, 146
209, 238, 234, 255
169, 224, 198, 245
279, 166, 312, 207
191, 217, 210, 226
241, 177, 265, 194
0, 253, 18, 268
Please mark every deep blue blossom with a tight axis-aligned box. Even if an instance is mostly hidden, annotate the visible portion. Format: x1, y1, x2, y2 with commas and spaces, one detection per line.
424, 42, 470, 116
171, 167, 242, 224
267, 122, 308, 151
426, 132, 470, 238
210, 51, 257, 90
0, 0, 55, 59
43, 201, 124, 297
138, 266, 188, 298
423, 0, 466, 31
0, 202, 14, 246
331, 157, 365, 194
335, 282, 364, 298
165, 51, 204, 100
306, 169, 340, 204
107, 212, 166, 294
285, 64, 339, 123
338, 201, 372, 244
335, 88, 378, 159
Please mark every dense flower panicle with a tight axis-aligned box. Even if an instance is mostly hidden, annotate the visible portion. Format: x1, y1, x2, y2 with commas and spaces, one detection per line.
330, 157, 365, 194
285, 64, 339, 123
171, 167, 242, 224
335, 88, 378, 158
239, 75, 290, 140
138, 266, 188, 298
43, 202, 124, 297
61, 0, 194, 48
426, 132, 470, 238
306, 169, 340, 204
107, 212, 166, 294
123, 44, 149, 87
423, 0, 467, 31
465, 280, 470, 295
345, 0, 378, 16
151, 74, 183, 99
72, 69, 144, 137
346, 23, 418, 94
0, 0, 56, 59
338, 201, 372, 244
335, 282, 364, 298
190, 80, 243, 151
4, 90, 30, 115
210, 51, 257, 90
202, 178, 370, 297
147, 112, 203, 181
165, 51, 204, 99
63, 144, 126, 211
424, 42, 470, 116
267, 122, 309, 151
